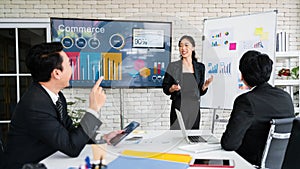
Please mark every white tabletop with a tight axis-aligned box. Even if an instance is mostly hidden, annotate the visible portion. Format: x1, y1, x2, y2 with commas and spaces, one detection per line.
41, 130, 255, 169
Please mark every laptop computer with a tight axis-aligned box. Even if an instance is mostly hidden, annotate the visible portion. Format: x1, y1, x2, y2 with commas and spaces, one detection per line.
175, 109, 221, 153
175, 109, 219, 144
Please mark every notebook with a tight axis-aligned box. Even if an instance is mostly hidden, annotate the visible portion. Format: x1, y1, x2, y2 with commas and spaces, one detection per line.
175, 109, 219, 144
121, 150, 192, 163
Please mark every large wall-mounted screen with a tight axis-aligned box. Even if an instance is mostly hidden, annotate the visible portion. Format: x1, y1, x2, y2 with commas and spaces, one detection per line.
51, 18, 172, 88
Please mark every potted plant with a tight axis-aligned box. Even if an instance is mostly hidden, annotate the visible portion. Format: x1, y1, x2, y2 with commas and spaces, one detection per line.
278, 68, 291, 79
291, 66, 299, 79
67, 97, 86, 127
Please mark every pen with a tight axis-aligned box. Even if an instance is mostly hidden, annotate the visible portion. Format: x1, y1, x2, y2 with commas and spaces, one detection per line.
99, 156, 102, 167
92, 156, 102, 169
85, 156, 91, 169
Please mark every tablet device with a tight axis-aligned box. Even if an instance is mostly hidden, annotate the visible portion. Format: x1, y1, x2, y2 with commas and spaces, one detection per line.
110, 121, 140, 146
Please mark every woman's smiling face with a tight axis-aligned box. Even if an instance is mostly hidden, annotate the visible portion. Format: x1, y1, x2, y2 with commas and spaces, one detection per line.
179, 38, 195, 58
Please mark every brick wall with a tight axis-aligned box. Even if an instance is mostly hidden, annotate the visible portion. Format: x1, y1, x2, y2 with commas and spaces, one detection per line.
1, 0, 299, 136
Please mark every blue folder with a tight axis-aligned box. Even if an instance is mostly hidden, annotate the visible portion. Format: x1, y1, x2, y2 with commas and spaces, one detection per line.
107, 155, 189, 169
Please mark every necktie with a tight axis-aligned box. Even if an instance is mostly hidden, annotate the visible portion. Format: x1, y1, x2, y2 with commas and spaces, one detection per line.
56, 97, 64, 122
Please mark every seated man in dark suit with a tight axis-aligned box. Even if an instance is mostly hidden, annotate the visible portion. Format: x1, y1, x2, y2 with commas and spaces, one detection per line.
221, 50, 295, 166
3, 42, 122, 169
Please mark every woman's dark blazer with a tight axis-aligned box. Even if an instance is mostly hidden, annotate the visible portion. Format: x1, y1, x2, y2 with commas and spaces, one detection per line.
162, 59, 207, 101
4, 82, 102, 169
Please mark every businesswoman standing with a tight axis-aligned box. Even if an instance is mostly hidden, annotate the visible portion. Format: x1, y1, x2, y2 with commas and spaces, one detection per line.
163, 35, 213, 130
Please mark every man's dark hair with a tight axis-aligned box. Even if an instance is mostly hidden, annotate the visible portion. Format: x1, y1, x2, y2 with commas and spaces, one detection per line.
25, 42, 64, 82
239, 50, 273, 87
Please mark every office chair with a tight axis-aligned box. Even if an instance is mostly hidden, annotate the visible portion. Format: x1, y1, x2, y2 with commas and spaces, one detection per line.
0, 134, 3, 152
260, 117, 294, 169
0, 129, 4, 167
281, 117, 300, 169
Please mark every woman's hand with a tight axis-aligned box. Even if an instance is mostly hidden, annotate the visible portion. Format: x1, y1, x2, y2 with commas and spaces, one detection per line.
169, 84, 181, 93
202, 75, 214, 91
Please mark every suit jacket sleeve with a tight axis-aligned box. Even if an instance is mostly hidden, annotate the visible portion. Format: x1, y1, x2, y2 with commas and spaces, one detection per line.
196, 62, 208, 96
162, 61, 181, 99
221, 94, 254, 150
162, 71, 175, 96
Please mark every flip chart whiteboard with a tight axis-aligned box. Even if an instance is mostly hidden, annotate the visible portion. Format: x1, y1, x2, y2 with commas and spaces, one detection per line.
201, 11, 277, 109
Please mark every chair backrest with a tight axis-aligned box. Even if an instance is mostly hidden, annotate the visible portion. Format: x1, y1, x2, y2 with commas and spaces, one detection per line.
0, 137, 3, 152
260, 117, 294, 169
0, 129, 4, 167
281, 117, 300, 169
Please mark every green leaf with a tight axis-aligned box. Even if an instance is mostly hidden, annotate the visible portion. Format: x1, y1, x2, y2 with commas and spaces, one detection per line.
291, 66, 299, 79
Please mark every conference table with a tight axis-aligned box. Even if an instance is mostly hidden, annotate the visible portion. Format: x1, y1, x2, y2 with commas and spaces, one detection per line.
41, 130, 255, 169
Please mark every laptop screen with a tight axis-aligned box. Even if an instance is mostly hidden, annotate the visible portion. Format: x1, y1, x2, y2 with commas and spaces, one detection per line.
175, 109, 190, 139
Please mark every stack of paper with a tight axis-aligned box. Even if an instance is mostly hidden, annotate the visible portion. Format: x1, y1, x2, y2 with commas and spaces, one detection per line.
121, 149, 192, 163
